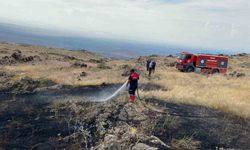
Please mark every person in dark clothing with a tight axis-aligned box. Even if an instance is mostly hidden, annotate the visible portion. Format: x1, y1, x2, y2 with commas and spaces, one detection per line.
148, 60, 153, 78
127, 69, 139, 104
152, 61, 156, 73
146, 60, 151, 71
147, 60, 156, 79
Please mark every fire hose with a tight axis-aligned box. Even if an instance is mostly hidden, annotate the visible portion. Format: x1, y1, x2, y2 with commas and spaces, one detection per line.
136, 88, 141, 101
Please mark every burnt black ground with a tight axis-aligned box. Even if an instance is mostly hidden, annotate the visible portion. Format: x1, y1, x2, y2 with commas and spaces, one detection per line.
1, 89, 250, 149
145, 99, 250, 150
0, 85, 123, 149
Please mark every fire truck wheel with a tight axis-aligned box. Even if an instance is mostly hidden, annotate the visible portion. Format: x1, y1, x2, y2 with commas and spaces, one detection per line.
186, 66, 195, 72
212, 69, 219, 74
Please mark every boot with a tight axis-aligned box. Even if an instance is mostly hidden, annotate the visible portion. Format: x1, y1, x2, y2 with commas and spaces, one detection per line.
130, 95, 135, 104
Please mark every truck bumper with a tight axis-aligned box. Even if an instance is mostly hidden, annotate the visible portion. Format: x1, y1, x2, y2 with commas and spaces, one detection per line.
176, 63, 187, 71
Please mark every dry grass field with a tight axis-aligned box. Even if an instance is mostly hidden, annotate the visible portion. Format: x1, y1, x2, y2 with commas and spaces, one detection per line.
141, 70, 250, 118
1, 42, 250, 149
1, 42, 250, 118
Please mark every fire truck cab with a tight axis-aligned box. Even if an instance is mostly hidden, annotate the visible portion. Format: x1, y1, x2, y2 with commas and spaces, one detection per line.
176, 52, 228, 73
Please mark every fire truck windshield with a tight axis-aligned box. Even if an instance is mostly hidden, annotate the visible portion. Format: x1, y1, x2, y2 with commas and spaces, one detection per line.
177, 54, 187, 60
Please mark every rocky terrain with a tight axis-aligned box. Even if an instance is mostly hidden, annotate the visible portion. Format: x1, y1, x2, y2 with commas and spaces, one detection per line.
0, 42, 250, 149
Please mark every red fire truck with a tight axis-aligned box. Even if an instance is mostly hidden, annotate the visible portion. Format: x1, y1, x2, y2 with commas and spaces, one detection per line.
176, 52, 228, 73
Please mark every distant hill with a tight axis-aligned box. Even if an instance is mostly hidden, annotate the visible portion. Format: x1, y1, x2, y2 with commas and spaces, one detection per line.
0, 22, 221, 59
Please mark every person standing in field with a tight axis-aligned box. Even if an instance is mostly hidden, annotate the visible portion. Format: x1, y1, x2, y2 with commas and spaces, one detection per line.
152, 61, 156, 74
127, 69, 139, 104
148, 60, 156, 79
146, 59, 151, 71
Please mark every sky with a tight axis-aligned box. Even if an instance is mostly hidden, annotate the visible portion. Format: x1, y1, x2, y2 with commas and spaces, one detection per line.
0, 0, 249, 53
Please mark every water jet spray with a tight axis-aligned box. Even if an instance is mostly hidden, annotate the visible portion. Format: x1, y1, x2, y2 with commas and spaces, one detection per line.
90, 81, 128, 102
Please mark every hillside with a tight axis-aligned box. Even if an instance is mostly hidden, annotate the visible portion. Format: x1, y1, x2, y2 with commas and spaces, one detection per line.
0, 42, 250, 149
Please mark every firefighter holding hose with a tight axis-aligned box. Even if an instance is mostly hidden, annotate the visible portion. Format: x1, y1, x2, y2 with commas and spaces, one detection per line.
127, 69, 140, 104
